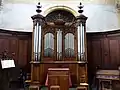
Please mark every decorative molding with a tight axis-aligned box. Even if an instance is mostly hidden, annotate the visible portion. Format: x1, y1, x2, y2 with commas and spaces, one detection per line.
43, 5, 78, 17
45, 9, 76, 23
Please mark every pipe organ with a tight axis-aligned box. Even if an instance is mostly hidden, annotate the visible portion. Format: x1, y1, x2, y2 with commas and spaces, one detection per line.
30, 2, 88, 90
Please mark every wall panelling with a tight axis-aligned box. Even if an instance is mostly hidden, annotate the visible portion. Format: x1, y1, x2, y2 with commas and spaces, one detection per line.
0, 29, 32, 72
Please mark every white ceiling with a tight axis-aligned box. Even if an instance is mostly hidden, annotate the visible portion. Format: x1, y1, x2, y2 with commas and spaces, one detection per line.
3, 0, 116, 5
0, 0, 119, 32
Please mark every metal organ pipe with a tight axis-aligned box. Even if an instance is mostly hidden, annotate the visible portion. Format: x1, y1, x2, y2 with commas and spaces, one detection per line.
38, 24, 42, 60
34, 25, 37, 60
57, 29, 62, 60
33, 22, 42, 61
82, 24, 85, 60
77, 25, 80, 61
77, 23, 85, 61
36, 22, 39, 60
81, 23, 83, 60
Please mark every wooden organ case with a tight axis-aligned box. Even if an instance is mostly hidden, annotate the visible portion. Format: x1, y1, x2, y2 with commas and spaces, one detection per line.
30, 2, 88, 90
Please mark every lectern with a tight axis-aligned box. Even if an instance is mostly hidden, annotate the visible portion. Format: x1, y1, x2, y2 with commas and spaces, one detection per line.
29, 2, 88, 90
0, 51, 15, 90
48, 68, 69, 90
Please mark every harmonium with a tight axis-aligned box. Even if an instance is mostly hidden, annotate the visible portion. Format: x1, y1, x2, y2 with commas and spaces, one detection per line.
96, 70, 120, 90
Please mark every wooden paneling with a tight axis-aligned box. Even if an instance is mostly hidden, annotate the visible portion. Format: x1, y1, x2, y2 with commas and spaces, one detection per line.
102, 38, 110, 69
0, 29, 32, 72
109, 39, 120, 68
91, 40, 102, 67
87, 30, 120, 85
0, 38, 9, 53
87, 30, 120, 70
18, 39, 28, 67
9, 38, 18, 63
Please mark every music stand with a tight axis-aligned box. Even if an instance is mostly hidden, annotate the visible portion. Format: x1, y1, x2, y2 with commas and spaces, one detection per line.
1, 59, 15, 69
0, 50, 16, 90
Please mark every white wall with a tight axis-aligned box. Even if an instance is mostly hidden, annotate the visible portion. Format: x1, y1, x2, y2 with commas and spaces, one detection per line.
0, 0, 119, 32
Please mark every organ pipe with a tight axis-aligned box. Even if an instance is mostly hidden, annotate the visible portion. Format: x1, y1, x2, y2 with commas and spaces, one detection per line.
76, 2, 87, 61
31, 2, 44, 61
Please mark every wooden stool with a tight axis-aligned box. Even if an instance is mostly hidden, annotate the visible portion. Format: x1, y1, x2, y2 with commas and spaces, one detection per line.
76, 86, 87, 90
50, 85, 60, 90
76, 83, 88, 90
29, 85, 39, 90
